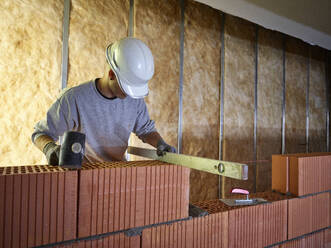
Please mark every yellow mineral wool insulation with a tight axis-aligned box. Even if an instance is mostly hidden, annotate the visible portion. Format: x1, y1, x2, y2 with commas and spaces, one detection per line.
285, 37, 308, 154
67, 0, 129, 88
222, 15, 256, 196
309, 46, 327, 152
0, 0, 63, 166
182, 1, 221, 202
129, 0, 181, 160
256, 28, 283, 192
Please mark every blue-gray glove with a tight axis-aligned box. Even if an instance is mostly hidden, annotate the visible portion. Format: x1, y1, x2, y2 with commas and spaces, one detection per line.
157, 139, 177, 156
43, 142, 61, 166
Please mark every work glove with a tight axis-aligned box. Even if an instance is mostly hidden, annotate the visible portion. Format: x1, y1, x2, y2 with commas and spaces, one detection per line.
157, 139, 177, 156
43, 142, 61, 166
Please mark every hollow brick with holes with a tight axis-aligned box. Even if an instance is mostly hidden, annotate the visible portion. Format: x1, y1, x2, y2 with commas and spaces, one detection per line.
0, 165, 77, 248
77, 161, 190, 238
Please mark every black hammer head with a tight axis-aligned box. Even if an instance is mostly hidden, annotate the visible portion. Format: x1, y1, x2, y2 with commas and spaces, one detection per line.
59, 131, 86, 169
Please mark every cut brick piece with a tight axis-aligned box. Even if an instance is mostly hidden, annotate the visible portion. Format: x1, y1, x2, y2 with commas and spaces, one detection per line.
288, 192, 330, 239
272, 155, 289, 194
77, 161, 190, 238
0, 165, 77, 247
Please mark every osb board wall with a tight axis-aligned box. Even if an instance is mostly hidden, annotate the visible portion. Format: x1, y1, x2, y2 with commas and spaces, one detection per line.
309, 46, 326, 152
222, 15, 256, 196
285, 37, 308, 154
256, 28, 283, 192
182, 1, 221, 202
67, 0, 129, 88
129, 0, 181, 160
0, 0, 63, 166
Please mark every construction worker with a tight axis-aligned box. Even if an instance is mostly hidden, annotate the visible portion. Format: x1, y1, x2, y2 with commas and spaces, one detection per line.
32, 37, 176, 165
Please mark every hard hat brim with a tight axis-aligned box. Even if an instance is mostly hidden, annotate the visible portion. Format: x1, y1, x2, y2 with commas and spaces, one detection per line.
106, 43, 149, 99
117, 73, 149, 99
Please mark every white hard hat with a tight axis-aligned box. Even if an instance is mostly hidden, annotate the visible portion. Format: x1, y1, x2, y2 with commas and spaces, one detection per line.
106, 37, 154, 98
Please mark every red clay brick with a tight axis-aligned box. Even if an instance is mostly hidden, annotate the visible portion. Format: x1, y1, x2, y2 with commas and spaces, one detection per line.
20, 174, 29, 248
113, 167, 121, 231
35, 173, 44, 246
78, 169, 92, 237
77, 161, 190, 238
228, 204, 264, 248
164, 166, 169, 224
109, 166, 116, 232
0, 175, 4, 248
4, 175, 14, 248
135, 166, 146, 227
261, 200, 288, 246
28, 174, 37, 246
280, 229, 325, 247
141, 212, 229, 248
325, 228, 331, 248
194, 193, 289, 247
130, 166, 137, 229
50, 173, 58, 244
155, 166, 161, 224
168, 165, 174, 222
145, 166, 151, 225
150, 166, 156, 225
103, 168, 110, 234
0, 166, 77, 247
272, 153, 331, 196
91, 169, 99, 236
12, 174, 21, 248
124, 167, 131, 229
182, 168, 190, 218
288, 192, 329, 239
288, 196, 311, 239
312, 192, 330, 231
272, 155, 289, 194
63, 170, 78, 241
119, 167, 127, 230
3, 175, 13, 248
159, 166, 165, 224
42, 173, 51, 245
57, 172, 65, 242
96, 168, 104, 235
142, 219, 194, 248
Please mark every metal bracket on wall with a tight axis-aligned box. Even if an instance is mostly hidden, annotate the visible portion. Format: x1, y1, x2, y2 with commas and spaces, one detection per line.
127, 146, 248, 180
60, 0, 70, 90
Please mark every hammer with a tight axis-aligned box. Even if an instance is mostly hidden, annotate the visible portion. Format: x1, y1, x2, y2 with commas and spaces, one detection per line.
59, 131, 86, 169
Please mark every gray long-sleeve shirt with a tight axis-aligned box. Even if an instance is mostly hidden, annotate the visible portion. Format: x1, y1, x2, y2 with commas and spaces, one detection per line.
32, 79, 156, 162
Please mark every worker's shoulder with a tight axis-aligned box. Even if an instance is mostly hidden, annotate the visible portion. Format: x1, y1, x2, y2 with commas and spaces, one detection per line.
57, 80, 93, 99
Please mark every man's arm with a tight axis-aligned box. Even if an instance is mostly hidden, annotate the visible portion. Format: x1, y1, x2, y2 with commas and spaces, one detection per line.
34, 135, 61, 165
140, 131, 177, 155
34, 134, 55, 152
140, 131, 162, 148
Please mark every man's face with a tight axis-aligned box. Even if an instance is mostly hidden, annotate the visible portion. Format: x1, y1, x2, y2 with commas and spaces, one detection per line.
108, 70, 127, 99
